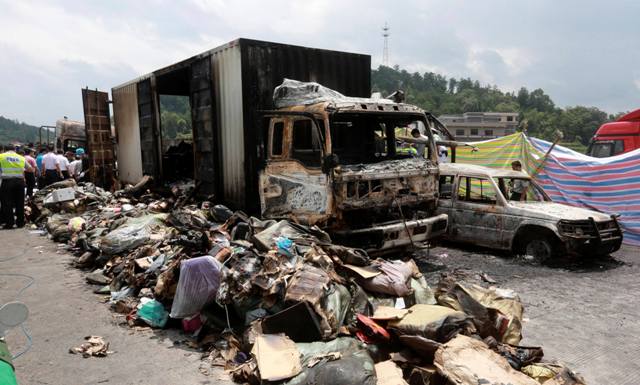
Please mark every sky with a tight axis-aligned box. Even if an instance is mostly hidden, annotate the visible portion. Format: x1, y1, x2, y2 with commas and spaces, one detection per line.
1, 0, 639, 125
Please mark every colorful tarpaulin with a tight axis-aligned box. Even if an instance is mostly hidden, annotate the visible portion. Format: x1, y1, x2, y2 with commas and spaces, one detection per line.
454, 132, 640, 246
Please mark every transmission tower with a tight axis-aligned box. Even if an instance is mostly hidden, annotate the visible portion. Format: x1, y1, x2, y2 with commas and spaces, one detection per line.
382, 22, 390, 66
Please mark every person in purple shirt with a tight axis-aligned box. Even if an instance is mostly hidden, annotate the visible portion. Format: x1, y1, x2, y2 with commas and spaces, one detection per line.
23, 148, 37, 197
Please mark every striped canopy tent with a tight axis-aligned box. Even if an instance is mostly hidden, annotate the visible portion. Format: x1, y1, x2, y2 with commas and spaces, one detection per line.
454, 132, 640, 246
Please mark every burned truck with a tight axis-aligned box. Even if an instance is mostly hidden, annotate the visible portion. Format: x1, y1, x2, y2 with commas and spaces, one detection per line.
260, 80, 448, 251
55, 118, 86, 153
95, 39, 445, 252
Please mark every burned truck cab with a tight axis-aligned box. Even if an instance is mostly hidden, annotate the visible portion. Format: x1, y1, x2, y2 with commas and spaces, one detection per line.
259, 81, 447, 252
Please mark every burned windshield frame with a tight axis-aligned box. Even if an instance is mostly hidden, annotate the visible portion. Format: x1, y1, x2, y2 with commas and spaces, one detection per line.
328, 112, 436, 165
291, 118, 323, 168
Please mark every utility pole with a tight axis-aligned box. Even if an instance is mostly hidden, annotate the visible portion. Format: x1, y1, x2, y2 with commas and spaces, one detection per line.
382, 22, 390, 67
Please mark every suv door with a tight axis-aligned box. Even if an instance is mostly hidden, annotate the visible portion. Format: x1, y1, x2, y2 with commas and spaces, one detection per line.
451, 175, 504, 248
259, 116, 331, 226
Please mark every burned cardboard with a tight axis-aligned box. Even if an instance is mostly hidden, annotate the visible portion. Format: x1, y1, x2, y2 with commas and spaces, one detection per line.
285, 264, 330, 305
371, 306, 409, 321
360, 259, 415, 297
69, 336, 112, 358
375, 360, 409, 385
436, 276, 524, 345
398, 335, 442, 362
251, 334, 302, 381
434, 335, 539, 385
388, 304, 475, 342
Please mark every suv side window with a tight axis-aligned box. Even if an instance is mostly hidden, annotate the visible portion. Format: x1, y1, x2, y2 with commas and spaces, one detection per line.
458, 176, 497, 204
291, 118, 322, 168
439, 175, 455, 199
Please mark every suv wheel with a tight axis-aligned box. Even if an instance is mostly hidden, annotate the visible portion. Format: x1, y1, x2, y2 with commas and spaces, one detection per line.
523, 236, 556, 262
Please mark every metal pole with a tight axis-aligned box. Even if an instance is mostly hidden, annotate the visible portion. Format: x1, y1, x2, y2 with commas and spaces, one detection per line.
519, 133, 562, 200
40, 126, 55, 148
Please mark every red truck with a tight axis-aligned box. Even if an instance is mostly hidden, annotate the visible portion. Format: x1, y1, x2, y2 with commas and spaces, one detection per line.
587, 108, 640, 157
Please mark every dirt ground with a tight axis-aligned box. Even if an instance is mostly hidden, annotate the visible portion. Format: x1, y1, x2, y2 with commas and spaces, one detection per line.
1, 228, 638, 384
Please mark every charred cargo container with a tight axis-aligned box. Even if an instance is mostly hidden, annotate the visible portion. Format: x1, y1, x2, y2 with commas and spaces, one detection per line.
105, 38, 370, 214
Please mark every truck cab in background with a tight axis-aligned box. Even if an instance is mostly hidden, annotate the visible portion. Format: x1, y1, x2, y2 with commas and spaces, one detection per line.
587, 108, 640, 157
55, 118, 86, 153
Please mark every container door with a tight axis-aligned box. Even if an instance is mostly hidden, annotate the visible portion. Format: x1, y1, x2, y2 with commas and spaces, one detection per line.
137, 79, 160, 178
190, 56, 216, 196
81, 88, 115, 189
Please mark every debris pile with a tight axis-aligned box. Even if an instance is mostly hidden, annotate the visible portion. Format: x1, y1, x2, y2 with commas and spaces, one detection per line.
32, 179, 587, 384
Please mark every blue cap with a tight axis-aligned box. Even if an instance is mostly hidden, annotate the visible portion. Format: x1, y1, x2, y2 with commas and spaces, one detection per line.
75, 148, 85, 155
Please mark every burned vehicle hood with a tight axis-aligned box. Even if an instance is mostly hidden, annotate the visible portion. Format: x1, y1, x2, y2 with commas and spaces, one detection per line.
334, 157, 436, 181
508, 202, 613, 222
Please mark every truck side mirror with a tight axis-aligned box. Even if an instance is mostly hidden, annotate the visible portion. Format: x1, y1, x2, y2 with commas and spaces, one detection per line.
322, 154, 339, 174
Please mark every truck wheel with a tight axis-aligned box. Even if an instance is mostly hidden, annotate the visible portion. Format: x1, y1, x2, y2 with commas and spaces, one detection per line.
523, 236, 556, 262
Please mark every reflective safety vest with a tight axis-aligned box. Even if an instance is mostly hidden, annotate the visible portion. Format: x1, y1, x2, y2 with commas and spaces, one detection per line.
397, 146, 418, 156
0, 152, 26, 179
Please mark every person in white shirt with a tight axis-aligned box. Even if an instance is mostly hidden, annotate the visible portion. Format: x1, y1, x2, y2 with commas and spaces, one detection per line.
56, 150, 70, 179
69, 155, 82, 180
41, 146, 62, 186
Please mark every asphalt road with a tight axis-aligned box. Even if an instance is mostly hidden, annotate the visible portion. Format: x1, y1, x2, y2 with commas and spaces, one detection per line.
0, 228, 232, 385
1, 228, 638, 384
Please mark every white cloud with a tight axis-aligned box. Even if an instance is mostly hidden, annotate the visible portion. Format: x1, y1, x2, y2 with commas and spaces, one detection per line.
188, 0, 333, 38
0, 1, 213, 74
494, 47, 533, 77
1, 0, 639, 124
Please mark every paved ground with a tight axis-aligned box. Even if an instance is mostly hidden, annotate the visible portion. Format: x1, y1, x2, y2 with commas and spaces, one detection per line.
1, 228, 638, 384
0, 229, 231, 385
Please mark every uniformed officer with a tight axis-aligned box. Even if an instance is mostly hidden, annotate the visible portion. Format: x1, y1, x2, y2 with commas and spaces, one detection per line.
0, 145, 33, 229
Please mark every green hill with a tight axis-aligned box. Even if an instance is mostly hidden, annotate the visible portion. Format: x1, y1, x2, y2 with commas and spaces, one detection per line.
0, 116, 42, 145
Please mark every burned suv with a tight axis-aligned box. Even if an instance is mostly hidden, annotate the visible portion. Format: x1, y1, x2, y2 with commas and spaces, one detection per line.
259, 80, 448, 252
436, 163, 623, 260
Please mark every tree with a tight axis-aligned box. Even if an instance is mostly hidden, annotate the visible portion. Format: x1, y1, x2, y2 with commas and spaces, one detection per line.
371, 65, 615, 149
160, 95, 192, 141
0, 116, 40, 145
516, 87, 529, 109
